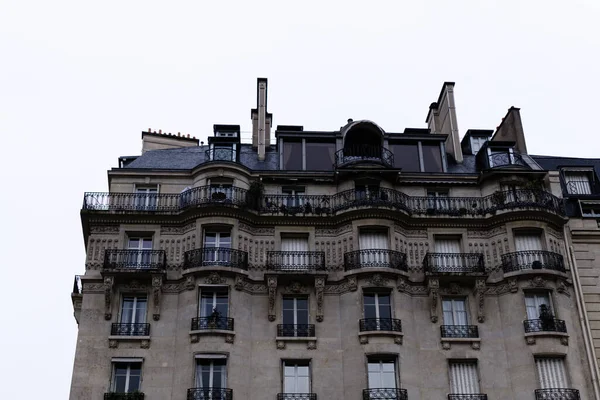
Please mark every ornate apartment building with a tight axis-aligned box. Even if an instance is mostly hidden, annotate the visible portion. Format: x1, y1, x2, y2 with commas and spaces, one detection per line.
70, 79, 599, 400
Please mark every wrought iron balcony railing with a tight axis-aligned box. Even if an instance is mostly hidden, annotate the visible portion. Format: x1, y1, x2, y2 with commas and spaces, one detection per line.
104, 393, 144, 400
534, 388, 580, 400
448, 395, 488, 400
111, 323, 150, 336
277, 394, 317, 400
266, 251, 326, 272
359, 318, 402, 332
524, 318, 567, 334
262, 194, 332, 216
183, 248, 248, 270
277, 324, 315, 337
187, 388, 233, 400
205, 148, 236, 162
488, 189, 564, 214
566, 180, 599, 196
335, 145, 394, 168
330, 188, 410, 214
103, 250, 166, 271
191, 317, 234, 331
441, 325, 479, 338
344, 250, 408, 271
362, 388, 408, 400
501, 251, 566, 273
487, 151, 529, 169
423, 253, 485, 274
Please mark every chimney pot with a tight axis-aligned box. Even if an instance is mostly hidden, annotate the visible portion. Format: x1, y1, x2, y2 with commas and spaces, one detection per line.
148, 127, 151, 132
348, 118, 353, 123
159, 129, 162, 134
177, 132, 181, 136
187, 134, 190, 138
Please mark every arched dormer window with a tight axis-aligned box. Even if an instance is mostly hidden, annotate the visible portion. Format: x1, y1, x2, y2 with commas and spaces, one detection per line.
336, 121, 394, 168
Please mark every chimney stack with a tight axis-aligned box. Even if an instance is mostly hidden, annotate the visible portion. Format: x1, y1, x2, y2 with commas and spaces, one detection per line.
426, 82, 463, 163
491, 107, 528, 154
251, 78, 272, 161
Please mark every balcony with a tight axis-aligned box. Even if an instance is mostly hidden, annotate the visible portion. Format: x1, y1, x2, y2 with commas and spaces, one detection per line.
111, 323, 150, 336
345, 250, 408, 271
487, 150, 529, 169
184, 248, 248, 270
448, 395, 488, 400
103, 250, 166, 271
362, 388, 408, 400
277, 394, 317, 400
262, 194, 332, 216
191, 317, 234, 331
266, 251, 326, 272
524, 318, 567, 334
104, 394, 144, 400
534, 388, 580, 400
205, 147, 236, 162
187, 388, 233, 400
335, 145, 394, 168
277, 324, 315, 337
441, 325, 479, 338
423, 253, 485, 275
501, 251, 566, 273
330, 188, 409, 214
359, 318, 402, 333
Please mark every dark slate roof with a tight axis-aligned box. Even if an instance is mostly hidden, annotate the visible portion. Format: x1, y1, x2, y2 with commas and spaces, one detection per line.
532, 155, 600, 177
446, 154, 478, 174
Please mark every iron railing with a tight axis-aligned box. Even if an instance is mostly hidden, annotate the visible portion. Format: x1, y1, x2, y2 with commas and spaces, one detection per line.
205, 148, 236, 162
489, 189, 564, 214
423, 253, 485, 274
103, 250, 166, 271
534, 388, 580, 400
448, 395, 488, 400
335, 145, 394, 168
440, 325, 479, 338
277, 324, 315, 337
362, 388, 408, 400
524, 318, 567, 334
191, 317, 234, 331
187, 388, 233, 400
344, 249, 408, 271
277, 394, 317, 400
262, 194, 332, 215
487, 151, 529, 169
330, 188, 410, 213
566, 180, 598, 196
359, 318, 402, 332
183, 248, 248, 270
104, 394, 144, 400
501, 251, 566, 273
266, 251, 326, 272
111, 323, 150, 336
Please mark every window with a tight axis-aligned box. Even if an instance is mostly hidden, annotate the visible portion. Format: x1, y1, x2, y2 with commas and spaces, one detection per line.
208, 180, 233, 202
470, 137, 488, 154
442, 298, 468, 325
135, 186, 158, 209
208, 144, 236, 161
434, 237, 462, 269
111, 362, 142, 393
305, 142, 335, 171
118, 296, 147, 335
216, 131, 237, 137
282, 187, 305, 208
282, 297, 310, 336
514, 231, 544, 268
449, 361, 480, 394
525, 292, 552, 320
283, 140, 303, 170
581, 201, 600, 217
203, 231, 231, 264
367, 358, 397, 389
364, 293, 392, 330
564, 171, 592, 195
280, 236, 310, 269
536, 357, 568, 389
488, 148, 513, 167
199, 288, 229, 329
283, 361, 311, 394
391, 143, 420, 171
421, 143, 443, 172
359, 230, 389, 266
355, 183, 381, 201
427, 190, 449, 210
127, 237, 152, 266
195, 357, 227, 390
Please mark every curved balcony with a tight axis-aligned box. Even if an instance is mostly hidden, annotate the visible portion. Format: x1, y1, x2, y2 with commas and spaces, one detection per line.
359, 318, 402, 333
183, 248, 248, 270
423, 253, 485, 275
103, 250, 166, 271
330, 188, 410, 214
277, 324, 315, 337
187, 388, 233, 400
345, 250, 408, 271
335, 145, 394, 168
111, 323, 150, 336
191, 317, 234, 331
266, 251, 325, 272
104, 394, 144, 400
362, 388, 408, 400
534, 388, 580, 400
205, 148, 236, 162
277, 394, 317, 400
501, 251, 566, 273
448, 395, 488, 400
441, 325, 479, 338
524, 318, 567, 334
487, 151, 529, 169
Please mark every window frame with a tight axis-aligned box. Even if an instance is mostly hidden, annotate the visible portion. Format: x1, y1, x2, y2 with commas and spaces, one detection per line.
366, 356, 399, 389
441, 297, 469, 326
195, 356, 228, 389
524, 291, 554, 320
282, 296, 310, 327
198, 286, 230, 319
119, 295, 148, 324
111, 361, 142, 393
282, 359, 312, 394
362, 290, 393, 320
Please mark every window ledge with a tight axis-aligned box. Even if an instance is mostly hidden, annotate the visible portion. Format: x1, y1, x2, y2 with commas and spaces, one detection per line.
189, 330, 235, 344
441, 337, 481, 350
503, 269, 568, 280
525, 331, 569, 346
108, 336, 150, 349
358, 330, 403, 345
276, 336, 317, 350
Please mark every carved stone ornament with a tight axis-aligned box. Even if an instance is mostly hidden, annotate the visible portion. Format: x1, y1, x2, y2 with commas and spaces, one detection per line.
190, 334, 200, 344
140, 339, 150, 349
234, 275, 244, 291
315, 277, 325, 322
205, 272, 226, 285
397, 277, 408, 293
557, 280, 570, 296
529, 276, 547, 288
475, 279, 486, 323
109, 339, 118, 348
394, 336, 403, 345
449, 282, 462, 295
276, 340, 286, 350
104, 276, 114, 320
284, 281, 307, 294
123, 280, 145, 291
307, 341, 317, 350
441, 341, 451, 350
267, 276, 278, 322
359, 336, 369, 344
428, 278, 439, 323
369, 274, 388, 287
561, 336, 569, 346
225, 335, 235, 344
348, 276, 358, 292
509, 278, 519, 293
152, 275, 163, 321
526, 336, 536, 345
185, 276, 195, 291
471, 341, 481, 350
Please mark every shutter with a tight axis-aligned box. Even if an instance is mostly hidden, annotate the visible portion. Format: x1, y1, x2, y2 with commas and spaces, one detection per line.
449, 362, 480, 394
536, 358, 567, 389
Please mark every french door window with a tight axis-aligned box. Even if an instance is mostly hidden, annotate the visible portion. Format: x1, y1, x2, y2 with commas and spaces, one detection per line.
282, 188, 305, 208
135, 186, 158, 209
364, 293, 392, 330
281, 237, 309, 269
196, 358, 227, 392
200, 288, 229, 329
525, 293, 551, 320
111, 362, 142, 393
442, 298, 468, 325
204, 232, 231, 264
359, 231, 389, 266
427, 190, 449, 210
434, 238, 461, 269
367, 359, 397, 389
127, 238, 152, 266
355, 184, 380, 201
119, 296, 147, 335
283, 297, 309, 336
449, 361, 480, 394
283, 362, 311, 394
536, 357, 568, 389
209, 183, 233, 201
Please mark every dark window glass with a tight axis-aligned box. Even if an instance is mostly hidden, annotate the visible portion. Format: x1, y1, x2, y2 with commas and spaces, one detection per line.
422, 143, 443, 172
283, 141, 303, 170
306, 142, 335, 171
391, 143, 420, 171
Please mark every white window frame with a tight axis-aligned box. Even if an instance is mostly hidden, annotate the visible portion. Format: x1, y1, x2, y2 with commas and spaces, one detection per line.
442, 297, 468, 326
524, 292, 553, 320
127, 237, 153, 266
283, 361, 311, 394
111, 362, 142, 393
203, 230, 232, 264
134, 185, 159, 209
282, 296, 309, 326
195, 358, 227, 389
367, 358, 398, 389
199, 287, 229, 318
120, 295, 147, 324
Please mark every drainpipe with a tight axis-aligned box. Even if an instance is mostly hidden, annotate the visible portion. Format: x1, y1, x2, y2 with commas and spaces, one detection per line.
564, 225, 600, 399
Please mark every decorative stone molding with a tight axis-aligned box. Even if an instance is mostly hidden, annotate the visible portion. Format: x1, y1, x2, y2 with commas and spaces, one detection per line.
315, 277, 325, 322
276, 340, 286, 350
524, 332, 569, 346
428, 278, 439, 323
368, 274, 389, 287
234, 275, 244, 291
141, 339, 150, 349
109, 339, 118, 348
225, 334, 235, 344
189, 330, 236, 344
441, 337, 481, 350
358, 331, 404, 345
238, 222, 275, 236
348, 275, 358, 292
557, 280, 570, 297
205, 272, 226, 285
283, 281, 308, 294
474, 278, 486, 323
162, 283, 182, 293
396, 278, 428, 296
509, 278, 519, 293
90, 225, 119, 233
315, 223, 352, 237
108, 336, 150, 349
152, 275, 163, 321
121, 280, 146, 292
307, 340, 317, 350
185, 276, 195, 291
276, 336, 317, 350
528, 276, 547, 288
104, 276, 114, 320
267, 275, 278, 322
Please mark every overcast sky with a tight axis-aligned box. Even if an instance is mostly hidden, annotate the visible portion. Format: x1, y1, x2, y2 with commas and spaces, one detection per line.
1, 0, 599, 398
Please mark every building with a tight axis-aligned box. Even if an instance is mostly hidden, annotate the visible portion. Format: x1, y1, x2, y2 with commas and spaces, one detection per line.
70, 79, 598, 400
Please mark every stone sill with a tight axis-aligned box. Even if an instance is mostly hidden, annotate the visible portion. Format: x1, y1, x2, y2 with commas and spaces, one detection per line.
525, 331, 569, 345
190, 330, 235, 344
344, 268, 409, 279
358, 330, 403, 345
503, 269, 568, 280
108, 335, 150, 349
441, 337, 481, 350
276, 336, 317, 350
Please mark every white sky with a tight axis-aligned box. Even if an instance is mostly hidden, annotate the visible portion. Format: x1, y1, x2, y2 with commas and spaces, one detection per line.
0, 0, 599, 397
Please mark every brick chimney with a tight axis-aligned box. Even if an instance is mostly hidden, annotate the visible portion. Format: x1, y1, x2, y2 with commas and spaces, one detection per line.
141, 129, 199, 154
251, 78, 272, 161
426, 82, 463, 163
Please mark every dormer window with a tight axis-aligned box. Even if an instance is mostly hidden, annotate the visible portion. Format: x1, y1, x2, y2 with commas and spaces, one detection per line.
563, 169, 595, 195
338, 121, 393, 168
216, 131, 238, 137
470, 137, 488, 154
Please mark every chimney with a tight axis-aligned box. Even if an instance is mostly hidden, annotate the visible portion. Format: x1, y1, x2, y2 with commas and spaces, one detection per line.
426, 82, 463, 163
491, 107, 528, 154
251, 78, 272, 161
141, 129, 199, 154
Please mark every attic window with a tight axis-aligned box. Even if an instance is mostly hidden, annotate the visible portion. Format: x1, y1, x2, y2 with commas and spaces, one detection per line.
216, 131, 237, 137
470, 137, 488, 154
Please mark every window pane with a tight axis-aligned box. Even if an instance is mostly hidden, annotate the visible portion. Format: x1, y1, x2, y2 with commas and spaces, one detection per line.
283, 141, 303, 170
297, 376, 310, 392
141, 239, 153, 249
306, 142, 335, 171
128, 239, 140, 249
127, 375, 141, 392
422, 143, 443, 172
391, 143, 420, 171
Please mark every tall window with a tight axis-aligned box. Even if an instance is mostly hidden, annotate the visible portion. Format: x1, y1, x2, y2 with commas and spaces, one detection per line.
127, 237, 152, 266
283, 140, 303, 170
282, 297, 309, 336
208, 144, 236, 161
111, 362, 142, 393
359, 230, 389, 266
208, 181, 233, 201
564, 171, 592, 195
204, 231, 231, 264
367, 358, 397, 389
195, 357, 227, 390
281, 236, 310, 269
364, 293, 392, 325
536, 357, 568, 389
449, 361, 480, 394
525, 292, 552, 320
135, 186, 158, 209
199, 288, 229, 329
442, 298, 468, 325
355, 183, 381, 201
120, 296, 147, 327
282, 187, 305, 208
434, 237, 462, 270
283, 361, 311, 394
427, 190, 449, 210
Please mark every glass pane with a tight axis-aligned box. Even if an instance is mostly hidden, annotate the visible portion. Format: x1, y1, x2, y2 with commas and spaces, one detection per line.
381, 370, 396, 388
392, 143, 420, 171
284, 365, 296, 377
305, 142, 335, 171
368, 370, 381, 388
204, 233, 216, 246
284, 376, 296, 392
128, 239, 140, 249
141, 239, 152, 249
297, 309, 309, 324
114, 375, 127, 392
135, 298, 147, 323
422, 143, 443, 172
201, 293, 215, 317
297, 376, 310, 393
127, 376, 141, 392
121, 298, 134, 323
283, 141, 303, 170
